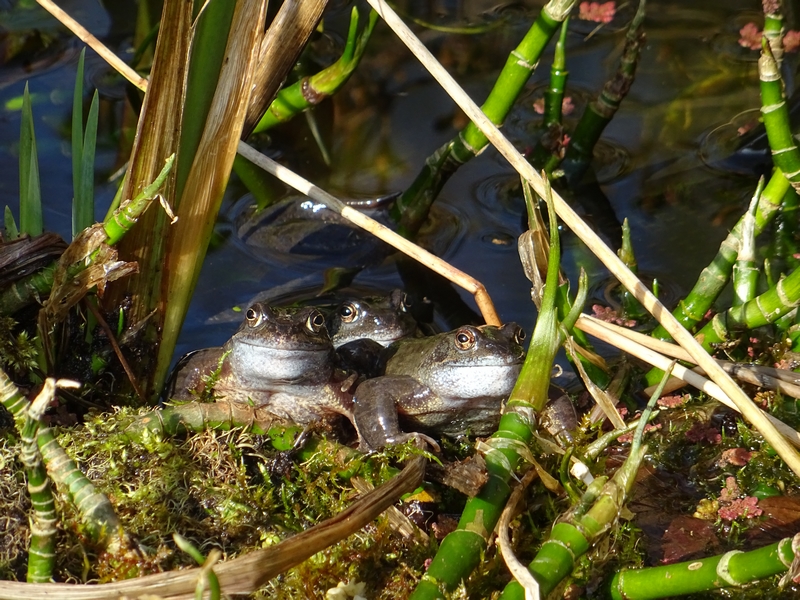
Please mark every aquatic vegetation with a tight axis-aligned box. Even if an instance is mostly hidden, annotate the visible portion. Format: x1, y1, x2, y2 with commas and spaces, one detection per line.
3, 0, 800, 598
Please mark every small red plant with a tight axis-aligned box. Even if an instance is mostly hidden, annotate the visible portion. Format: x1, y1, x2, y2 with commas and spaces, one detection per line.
578, 1, 616, 24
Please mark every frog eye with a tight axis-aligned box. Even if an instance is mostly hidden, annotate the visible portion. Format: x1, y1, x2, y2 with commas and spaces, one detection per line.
455, 329, 475, 350
245, 306, 264, 327
306, 311, 326, 333
514, 327, 526, 344
401, 293, 412, 311
338, 302, 359, 323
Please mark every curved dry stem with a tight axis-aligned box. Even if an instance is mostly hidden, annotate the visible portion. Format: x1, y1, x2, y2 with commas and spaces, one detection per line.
236, 142, 502, 325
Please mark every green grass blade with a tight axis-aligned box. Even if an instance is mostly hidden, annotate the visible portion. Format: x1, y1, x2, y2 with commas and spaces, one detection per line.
73, 90, 99, 237
4, 206, 19, 240
19, 82, 42, 237
72, 48, 85, 229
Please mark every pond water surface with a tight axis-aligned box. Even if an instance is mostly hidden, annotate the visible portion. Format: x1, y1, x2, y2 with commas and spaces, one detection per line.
0, 0, 788, 366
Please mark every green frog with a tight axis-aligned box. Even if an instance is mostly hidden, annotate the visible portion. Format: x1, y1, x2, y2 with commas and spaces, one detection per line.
170, 303, 355, 425
352, 323, 526, 449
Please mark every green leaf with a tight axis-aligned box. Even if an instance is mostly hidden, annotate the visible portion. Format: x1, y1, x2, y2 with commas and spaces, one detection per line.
72, 48, 85, 225
4, 206, 19, 240
73, 90, 99, 237
72, 48, 98, 239
19, 82, 42, 237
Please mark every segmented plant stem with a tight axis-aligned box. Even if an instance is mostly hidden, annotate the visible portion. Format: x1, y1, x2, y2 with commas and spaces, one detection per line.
499, 445, 649, 599
0, 155, 174, 316
608, 535, 797, 599
647, 170, 789, 355
544, 18, 569, 127
697, 265, 800, 350
410, 181, 567, 600
760, 40, 800, 191
21, 381, 59, 582
253, 8, 377, 133
393, 0, 574, 237
732, 178, 763, 306
560, 1, 645, 183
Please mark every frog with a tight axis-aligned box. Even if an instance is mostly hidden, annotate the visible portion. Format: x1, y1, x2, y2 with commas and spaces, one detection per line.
328, 289, 420, 379
169, 303, 355, 426
352, 322, 526, 449
327, 289, 418, 348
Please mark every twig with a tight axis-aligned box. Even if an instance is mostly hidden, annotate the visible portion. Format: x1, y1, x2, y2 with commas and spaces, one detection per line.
82, 298, 146, 404
498, 468, 541, 600
577, 314, 800, 399
235, 142, 501, 325
36, 0, 148, 91
365, 0, 800, 478
576, 314, 800, 448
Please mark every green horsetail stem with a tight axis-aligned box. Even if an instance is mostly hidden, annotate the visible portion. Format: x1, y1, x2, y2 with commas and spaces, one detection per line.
253, 8, 377, 133
544, 18, 569, 127
759, 40, 800, 191
0, 369, 125, 550
560, 0, 645, 183
695, 264, 800, 351
410, 181, 568, 600
763, 2, 785, 67
20, 381, 63, 582
393, 0, 574, 237
732, 178, 763, 306
608, 536, 796, 599
0, 155, 174, 316
498, 367, 671, 599
499, 445, 649, 599
645, 173, 790, 385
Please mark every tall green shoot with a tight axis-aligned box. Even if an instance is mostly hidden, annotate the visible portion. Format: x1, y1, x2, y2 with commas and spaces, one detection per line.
19, 82, 42, 237
71, 48, 99, 238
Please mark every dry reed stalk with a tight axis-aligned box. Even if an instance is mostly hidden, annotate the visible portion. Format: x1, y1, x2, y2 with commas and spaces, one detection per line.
36, 0, 148, 90
365, 0, 800, 477
576, 314, 800, 447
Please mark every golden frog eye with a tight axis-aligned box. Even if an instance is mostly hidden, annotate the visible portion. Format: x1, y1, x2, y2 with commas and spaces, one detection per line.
514, 327, 526, 344
307, 311, 326, 333
339, 302, 358, 323
455, 329, 475, 350
401, 293, 412, 311
245, 305, 263, 327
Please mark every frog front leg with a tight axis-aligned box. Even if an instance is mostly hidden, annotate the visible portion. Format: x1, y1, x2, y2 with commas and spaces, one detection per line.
353, 375, 438, 451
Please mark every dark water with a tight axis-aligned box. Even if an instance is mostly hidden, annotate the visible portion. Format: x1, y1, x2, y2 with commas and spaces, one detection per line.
0, 0, 787, 366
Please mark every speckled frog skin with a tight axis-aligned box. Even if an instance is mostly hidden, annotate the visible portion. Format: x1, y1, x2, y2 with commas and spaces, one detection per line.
171, 303, 354, 425
352, 322, 525, 449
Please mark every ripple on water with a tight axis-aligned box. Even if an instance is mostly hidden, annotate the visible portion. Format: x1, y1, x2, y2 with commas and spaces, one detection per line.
229, 192, 465, 272
699, 109, 768, 175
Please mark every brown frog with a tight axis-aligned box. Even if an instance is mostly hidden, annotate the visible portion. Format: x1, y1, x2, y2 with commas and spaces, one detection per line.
170, 303, 354, 425
352, 323, 526, 449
